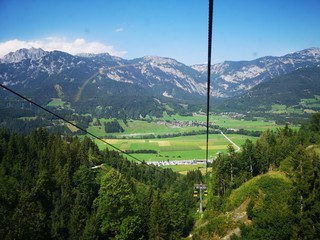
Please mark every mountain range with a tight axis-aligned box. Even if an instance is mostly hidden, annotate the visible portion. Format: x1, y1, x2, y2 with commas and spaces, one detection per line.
215, 67, 320, 115
193, 47, 320, 97
0, 47, 319, 118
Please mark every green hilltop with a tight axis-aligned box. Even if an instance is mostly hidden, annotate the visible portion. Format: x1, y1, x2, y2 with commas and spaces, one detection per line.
191, 113, 320, 239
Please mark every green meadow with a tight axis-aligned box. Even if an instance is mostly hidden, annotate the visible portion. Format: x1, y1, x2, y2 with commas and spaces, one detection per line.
209, 115, 278, 131
95, 133, 258, 162
162, 164, 207, 175
47, 98, 66, 107
47, 98, 72, 109
85, 113, 294, 169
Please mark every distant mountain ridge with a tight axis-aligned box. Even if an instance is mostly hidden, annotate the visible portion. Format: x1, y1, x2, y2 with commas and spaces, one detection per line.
215, 67, 320, 120
193, 47, 320, 97
0, 47, 319, 104
0, 49, 206, 103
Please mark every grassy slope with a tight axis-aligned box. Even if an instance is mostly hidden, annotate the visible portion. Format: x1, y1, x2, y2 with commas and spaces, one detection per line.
193, 172, 292, 239
226, 171, 291, 211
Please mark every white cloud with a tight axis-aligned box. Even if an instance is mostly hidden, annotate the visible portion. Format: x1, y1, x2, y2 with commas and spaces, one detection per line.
0, 37, 127, 58
115, 28, 124, 32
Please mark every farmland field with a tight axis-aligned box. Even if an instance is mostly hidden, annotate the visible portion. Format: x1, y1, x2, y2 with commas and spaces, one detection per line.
209, 115, 278, 131
162, 164, 207, 175
87, 113, 296, 168
94, 133, 258, 162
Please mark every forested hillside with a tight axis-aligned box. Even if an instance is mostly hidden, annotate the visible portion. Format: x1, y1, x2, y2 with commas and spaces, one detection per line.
1, 114, 320, 239
192, 113, 320, 239
0, 129, 200, 239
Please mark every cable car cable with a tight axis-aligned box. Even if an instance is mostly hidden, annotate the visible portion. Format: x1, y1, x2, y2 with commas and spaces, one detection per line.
205, 0, 214, 175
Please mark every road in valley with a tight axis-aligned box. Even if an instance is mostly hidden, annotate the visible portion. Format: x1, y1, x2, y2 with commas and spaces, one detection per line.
219, 131, 241, 152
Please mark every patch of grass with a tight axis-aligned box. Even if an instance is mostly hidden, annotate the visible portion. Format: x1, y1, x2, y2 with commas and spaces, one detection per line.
300, 95, 320, 110
130, 141, 159, 151
306, 144, 320, 155
87, 126, 106, 137
47, 98, 73, 110
270, 104, 287, 113
160, 114, 207, 122
226, 171, 291, 210
47, 98, 64, 107
66, 122, 79, 132
287, 107, 304, 114
162, 164, 206, 174
160, 145, 201, 151
18, 116, 37, 121
209, 115, 278, 131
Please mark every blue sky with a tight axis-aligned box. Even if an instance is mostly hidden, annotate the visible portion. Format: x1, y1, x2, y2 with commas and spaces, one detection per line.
0, 0, 319, 64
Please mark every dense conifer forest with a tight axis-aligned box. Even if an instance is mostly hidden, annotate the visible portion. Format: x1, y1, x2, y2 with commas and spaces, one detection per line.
0, 128, 200, 239
0, 113, 319, 239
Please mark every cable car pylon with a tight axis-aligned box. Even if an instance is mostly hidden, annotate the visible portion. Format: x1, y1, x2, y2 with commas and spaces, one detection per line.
194, 183, 208, 213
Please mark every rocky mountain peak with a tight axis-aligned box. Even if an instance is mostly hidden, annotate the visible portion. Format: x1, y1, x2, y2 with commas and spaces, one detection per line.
77, 52, 111, 58
297, 47, 320, 56
1, 47, 47, 63
140, 56, 181, 66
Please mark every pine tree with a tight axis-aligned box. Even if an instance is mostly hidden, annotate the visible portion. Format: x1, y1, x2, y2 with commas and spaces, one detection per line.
148, 190, 169, 240
290, 146, 320, 239
94, 169, 142, 239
